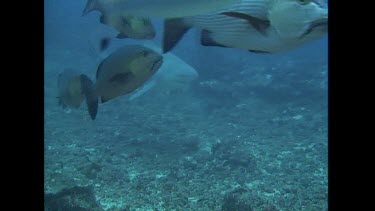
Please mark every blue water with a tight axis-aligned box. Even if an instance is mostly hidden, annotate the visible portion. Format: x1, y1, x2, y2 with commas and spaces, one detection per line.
45, 1, 328, 210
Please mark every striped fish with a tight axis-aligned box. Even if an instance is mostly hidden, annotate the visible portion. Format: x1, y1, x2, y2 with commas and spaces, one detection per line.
163, 0, 328, 53
82, 0, 241, 18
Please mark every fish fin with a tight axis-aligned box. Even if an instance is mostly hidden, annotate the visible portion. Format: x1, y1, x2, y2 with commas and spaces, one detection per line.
162, 18, 191, 53
116, 33, 129, 39
99, 37, 111, 52
221, 12, 270, 36
201, 30, 228, 48
101, 97, 111, 103
99, 15, 107, 24
82, 0, 100, 16
56, 96, 66, 108
128, 79, 157, 101
109, 72, 135, 84
248, 49, 271, 53
80, 74, 98, 120
96, 60, 105, 80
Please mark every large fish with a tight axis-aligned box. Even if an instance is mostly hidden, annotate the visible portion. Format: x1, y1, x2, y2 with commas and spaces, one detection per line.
82, 0, 240, 18
86, 31, 198, 101
163, 0, 328, 53
82, 45, 163, 120
57, 68, 98, 119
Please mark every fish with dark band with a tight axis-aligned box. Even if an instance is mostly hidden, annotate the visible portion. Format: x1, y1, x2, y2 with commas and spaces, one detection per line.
83, 45, 163, 120
163, 0, 328, 53
82, 0, 240, 19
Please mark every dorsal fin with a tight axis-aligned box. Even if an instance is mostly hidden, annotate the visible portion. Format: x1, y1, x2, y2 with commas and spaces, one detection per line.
162, 18, 191, 53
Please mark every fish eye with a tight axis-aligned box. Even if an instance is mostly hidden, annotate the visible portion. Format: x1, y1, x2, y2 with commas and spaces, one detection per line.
297, 0, 312, 5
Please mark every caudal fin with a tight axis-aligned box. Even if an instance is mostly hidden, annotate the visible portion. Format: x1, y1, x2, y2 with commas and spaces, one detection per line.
82, 0, 100, 16
80, 74, 98, 120
162, 18, 191, 53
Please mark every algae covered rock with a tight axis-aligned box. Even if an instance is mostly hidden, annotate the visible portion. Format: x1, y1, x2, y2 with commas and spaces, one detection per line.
45, 186, 103, 211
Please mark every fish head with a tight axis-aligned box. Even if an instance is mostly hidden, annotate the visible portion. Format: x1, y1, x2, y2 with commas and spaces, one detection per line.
269, 0, 328, 41
129, 47, 163, 76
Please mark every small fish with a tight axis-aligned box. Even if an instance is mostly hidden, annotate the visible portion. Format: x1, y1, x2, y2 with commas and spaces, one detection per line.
83, 45, 163, 120
57, 68, 85, 109
98, 14, 155, 39
57, 68, 98, 119
82, 0, 240, 18
162, 0, 328, 53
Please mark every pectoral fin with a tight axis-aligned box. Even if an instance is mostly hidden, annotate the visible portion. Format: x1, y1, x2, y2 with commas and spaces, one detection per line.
221, 12, 270, 36
99, 37, 111, 52
109, 72, 135, 84
80, 74, 98, 120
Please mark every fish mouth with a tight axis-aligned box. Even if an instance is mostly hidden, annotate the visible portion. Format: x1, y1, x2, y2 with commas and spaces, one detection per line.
299, 17, 328, 39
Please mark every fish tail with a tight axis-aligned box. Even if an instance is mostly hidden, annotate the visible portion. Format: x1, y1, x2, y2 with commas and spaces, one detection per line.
80, 74, 98, 120
57, 97, 67, 108
82, 0, 100, 16
162, 18, 191, 53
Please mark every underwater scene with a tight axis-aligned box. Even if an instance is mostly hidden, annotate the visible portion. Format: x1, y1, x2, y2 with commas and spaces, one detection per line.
44, 0, 328, 210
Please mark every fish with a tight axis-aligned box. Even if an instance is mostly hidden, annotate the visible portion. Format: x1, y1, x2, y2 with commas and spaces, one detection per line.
57, 68, 98, 119
162, 0, 328, 53
83, 45, 163, 120
82, 0, 240, 19
82, 7, 155, 40
128, 41, 199, 100
98, 14, 155, 39
57, 68, 85, 109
